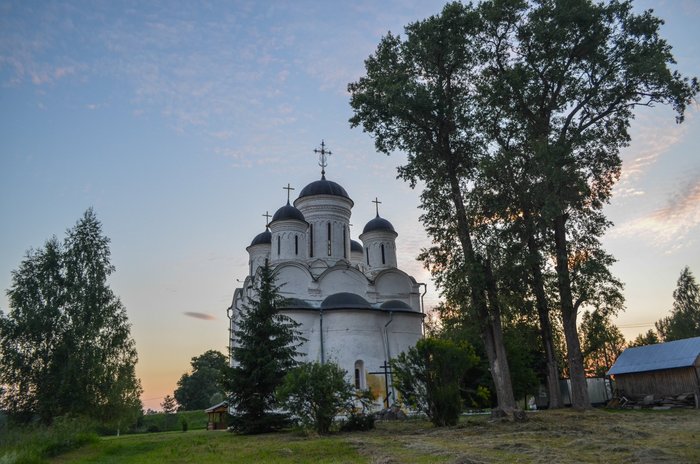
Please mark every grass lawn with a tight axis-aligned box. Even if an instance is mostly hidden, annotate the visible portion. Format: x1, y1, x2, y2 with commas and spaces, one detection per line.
50, 408, 700, 464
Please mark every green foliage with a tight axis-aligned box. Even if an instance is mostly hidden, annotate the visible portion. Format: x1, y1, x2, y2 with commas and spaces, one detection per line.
160, 395, 178, 415
138, 410, 207, 433
174, 350, 227, 411
391, 337, 479, 426
656, 267, 700, 341
0, 209, 142, 427
223, 264, 303, 434
579, 310, 626, 377
350, 0, 697, 412
277, 361, 355, 434
629, 329, 660, 347
0, 416, 98, 463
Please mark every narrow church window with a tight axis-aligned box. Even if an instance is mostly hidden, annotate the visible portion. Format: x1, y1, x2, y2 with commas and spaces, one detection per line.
295, 235, 298, 255
310, 224, 314, 257
343, 227, 347, 259
381, 244, 385, 265
264, 258, 268, 267
327, 222, 332, 256
354, 360, 365, 389
366, 247, 369, 265
277, 236, 281, 255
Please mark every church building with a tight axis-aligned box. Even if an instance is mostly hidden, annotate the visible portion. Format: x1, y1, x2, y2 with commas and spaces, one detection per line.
228, 142, 425, 405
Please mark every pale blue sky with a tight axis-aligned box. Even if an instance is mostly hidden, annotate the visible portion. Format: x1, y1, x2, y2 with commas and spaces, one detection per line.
1, 0, 698, 410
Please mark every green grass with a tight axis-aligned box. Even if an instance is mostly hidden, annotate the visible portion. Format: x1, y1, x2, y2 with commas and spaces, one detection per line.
35, 409, 700, 463
0, 417, 98, 464
138, 410, 208, 433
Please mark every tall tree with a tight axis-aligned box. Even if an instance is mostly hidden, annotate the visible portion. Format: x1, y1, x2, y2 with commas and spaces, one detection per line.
0, 209, 142, 425
349, 1, 521, 419
477, 0, 698, 408
579, 309, 626, 377
222, 264, 303, 434
629, 329, 659, 347
174, 350, 227, 411
656, 266, 700, 341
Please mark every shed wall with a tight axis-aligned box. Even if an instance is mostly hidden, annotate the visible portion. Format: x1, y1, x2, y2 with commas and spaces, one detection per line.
615, 366, 700, 398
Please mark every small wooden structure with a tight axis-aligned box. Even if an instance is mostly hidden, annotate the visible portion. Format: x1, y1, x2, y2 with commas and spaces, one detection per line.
607, 336, 700, 407
205, 401, 228, 430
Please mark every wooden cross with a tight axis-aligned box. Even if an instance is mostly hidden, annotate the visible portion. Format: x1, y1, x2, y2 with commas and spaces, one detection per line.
369, 362, 394, 408
313, 140, 332, 179
372, 197, 382, 217
262, 211, 271, 227
283, 183, 295, 203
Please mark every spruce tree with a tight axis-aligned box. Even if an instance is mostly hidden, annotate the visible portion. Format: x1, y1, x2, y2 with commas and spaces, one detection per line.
656, 267, 700, 341
224, 263, 302, 433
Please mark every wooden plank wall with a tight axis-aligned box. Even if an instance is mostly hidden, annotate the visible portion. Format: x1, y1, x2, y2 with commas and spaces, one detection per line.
616, 367, 700, 398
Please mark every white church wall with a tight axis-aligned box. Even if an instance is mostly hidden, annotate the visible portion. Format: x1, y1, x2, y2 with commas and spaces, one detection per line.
274, 264, 313, 299
317, 268, 368, 299
374, 270, 416, 304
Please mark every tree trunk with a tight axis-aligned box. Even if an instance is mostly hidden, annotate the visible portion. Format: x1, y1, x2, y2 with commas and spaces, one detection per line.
553, 213, 590, 409
523, 209, 563, 409
447, 174, 518, 417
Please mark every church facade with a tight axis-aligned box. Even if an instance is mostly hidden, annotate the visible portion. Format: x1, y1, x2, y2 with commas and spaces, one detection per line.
228, 145, 425, 405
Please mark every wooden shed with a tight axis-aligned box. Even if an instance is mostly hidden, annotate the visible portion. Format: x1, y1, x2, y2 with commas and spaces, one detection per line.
205, 401, 228, 430
607, 336, 700, 406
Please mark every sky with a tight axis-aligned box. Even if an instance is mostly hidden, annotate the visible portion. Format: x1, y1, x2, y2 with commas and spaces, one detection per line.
1, 0, 698, 411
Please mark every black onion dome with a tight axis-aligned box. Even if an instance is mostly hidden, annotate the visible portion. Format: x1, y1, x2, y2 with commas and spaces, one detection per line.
380, 300, 413, 310
249, 229, 271, 246
271, 202, 306, 223
362, 215, 396, 234
298, 178, 350, 200
321, 292, 372, 309
350, 239, 363, 253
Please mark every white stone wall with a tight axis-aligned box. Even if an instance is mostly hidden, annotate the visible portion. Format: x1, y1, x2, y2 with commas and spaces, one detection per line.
270, 220, 307, 263
359, 230, 398, 270
295, 195, 352, 262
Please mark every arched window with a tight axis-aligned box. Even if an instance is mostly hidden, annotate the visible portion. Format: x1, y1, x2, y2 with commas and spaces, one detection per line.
343, 227, 347, 259
277, 236, 281, 255
354, 360, 365, 389
295, 235, 298, 255
381, 243, 386, 265
366, 247, 369, 265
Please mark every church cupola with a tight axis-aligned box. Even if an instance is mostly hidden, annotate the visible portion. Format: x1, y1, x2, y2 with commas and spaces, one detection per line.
350, 239, 365, 267
246, 220, 272, 276
270, 184, 308, 264
359, 198, 398, 271
294, 141, 353, 263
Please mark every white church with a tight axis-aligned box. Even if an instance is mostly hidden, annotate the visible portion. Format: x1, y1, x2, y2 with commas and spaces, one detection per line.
228, 142, 425, 406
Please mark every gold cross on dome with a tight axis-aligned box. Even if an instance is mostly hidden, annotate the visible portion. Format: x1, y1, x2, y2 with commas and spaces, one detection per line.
372, 197, 382, 216
283, 183, 295, 204
313, 140, 332, 179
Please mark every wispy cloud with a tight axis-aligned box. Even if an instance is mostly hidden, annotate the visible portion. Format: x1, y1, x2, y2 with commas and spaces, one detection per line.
614, 114, 690, 199
183, 311, 216, 321
612, 173, 700, 251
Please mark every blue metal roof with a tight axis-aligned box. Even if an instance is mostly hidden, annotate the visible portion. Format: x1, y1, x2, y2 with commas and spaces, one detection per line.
607, 336, 700, 376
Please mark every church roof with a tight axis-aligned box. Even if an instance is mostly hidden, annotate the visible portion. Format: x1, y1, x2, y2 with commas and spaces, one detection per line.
350, 239, 363, 253
362, 215, 396, 234
298, 177, 351, 201
270, 202, 306, 223
380, 300, 413, 310
249, 229, 271, 246
321, 292, 372, 309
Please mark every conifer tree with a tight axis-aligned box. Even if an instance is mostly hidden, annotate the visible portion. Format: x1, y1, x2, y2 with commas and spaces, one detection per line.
656, 267, 700, 341
223, 263, 303, 433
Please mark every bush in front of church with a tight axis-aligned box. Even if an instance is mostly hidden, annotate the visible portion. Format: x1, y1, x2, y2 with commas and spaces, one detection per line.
277, 361, 355, 434
391, 337, 480, 426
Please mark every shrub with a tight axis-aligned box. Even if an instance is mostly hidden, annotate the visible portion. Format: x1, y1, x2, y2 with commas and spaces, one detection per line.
391, 337, 479, 426
277, 362, 354, 434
